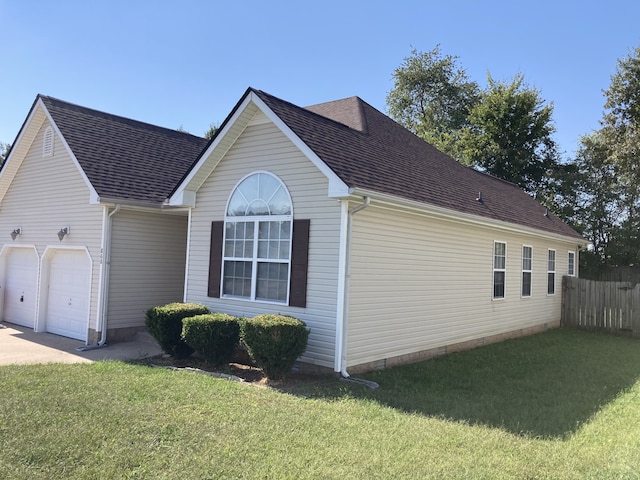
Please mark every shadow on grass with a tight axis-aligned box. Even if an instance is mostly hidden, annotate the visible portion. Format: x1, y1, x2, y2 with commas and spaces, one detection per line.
284, 328, 640, 439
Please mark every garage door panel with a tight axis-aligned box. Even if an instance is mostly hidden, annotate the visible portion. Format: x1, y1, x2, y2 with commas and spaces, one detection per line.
4, 248, 38, 328
46, 250, 90, 341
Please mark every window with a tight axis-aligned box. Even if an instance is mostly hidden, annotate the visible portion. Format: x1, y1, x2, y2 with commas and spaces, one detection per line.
43, 126, 54, 157
221, 173, 293, 303
493, 242, 506, 299
522, 246, 532, 297
568, 251, 576, 277
547, 249, 556, 295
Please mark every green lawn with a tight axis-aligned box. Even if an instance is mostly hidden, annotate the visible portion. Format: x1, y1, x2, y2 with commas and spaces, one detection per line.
1, 328, 640, 479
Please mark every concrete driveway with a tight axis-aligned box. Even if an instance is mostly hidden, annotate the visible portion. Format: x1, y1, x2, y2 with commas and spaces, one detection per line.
0, 322, 163, 365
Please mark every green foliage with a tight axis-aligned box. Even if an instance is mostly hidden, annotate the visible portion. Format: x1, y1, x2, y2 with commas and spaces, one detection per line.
181, 313, 240, 366
386, 45, 480, 160
144, 302, 209, 358
241, 314, 309, 381
563, 44, 640, 275
204, 123, 219, 140
387, 47, 559, 198
460, 73, 560, 196
0, 142, 10, 166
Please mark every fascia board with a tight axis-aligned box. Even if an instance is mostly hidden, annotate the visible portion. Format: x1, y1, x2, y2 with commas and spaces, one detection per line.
351, 188, 586, 246
168, 95, 256, 206
168, 91, 351, 206
0, 102, 47, 203
249, 92, 351, 198
39, 99, 100, 204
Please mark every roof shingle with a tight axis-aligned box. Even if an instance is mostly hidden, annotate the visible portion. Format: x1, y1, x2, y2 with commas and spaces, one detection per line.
252, 89, 583, 240
40, 96, 208, 205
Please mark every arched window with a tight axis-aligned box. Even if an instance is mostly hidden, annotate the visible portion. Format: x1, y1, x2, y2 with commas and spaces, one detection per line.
222, 172, 293, 303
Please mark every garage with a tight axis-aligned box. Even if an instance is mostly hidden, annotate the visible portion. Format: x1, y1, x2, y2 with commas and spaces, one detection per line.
3, 247, 38, 328
44, 249, 91, 341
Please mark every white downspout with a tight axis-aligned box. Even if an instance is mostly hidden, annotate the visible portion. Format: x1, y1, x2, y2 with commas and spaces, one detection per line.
182, 207, 193, 302
99, 204, 121, 345
76, 204, 121, 351
336, 196, 370, 378
97, 204, 121, 346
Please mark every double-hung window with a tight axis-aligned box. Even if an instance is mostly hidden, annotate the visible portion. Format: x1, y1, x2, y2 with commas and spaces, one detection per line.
547, 249, 556, 295
222, 172, 293, 303
568, 251, 576, 277
493, 242, 506, 299
522, 246, 532, 297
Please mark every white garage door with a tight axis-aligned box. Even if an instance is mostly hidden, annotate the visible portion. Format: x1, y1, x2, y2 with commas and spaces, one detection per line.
4, 248, 38, 328
46, 250, 90, 340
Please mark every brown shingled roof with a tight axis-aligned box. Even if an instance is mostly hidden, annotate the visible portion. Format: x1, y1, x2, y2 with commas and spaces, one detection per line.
40, 96, 208, 205
251, 89, 583, 240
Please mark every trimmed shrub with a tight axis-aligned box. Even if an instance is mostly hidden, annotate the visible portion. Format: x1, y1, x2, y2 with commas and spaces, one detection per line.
145, 302, 209, 358
241, 314, 309, 381
182, 313, 240, 367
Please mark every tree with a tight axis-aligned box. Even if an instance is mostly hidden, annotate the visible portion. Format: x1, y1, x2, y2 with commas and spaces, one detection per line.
460, 74, 560, 197
386, 46, 481, 160
0, 142, 10, 166
601, 46, 640, 235
591, 45, 640, 269
204, 123, 219, 140
569, 132, 623, 275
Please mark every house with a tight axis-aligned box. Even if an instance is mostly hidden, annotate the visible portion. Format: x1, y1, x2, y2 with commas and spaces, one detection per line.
0, 96, 208, 344
168, 88, 585, 374
1, 88, 584, 375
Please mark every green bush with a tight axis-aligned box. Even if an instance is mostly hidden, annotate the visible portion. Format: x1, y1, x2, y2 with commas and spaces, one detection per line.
145, 302, 209, 358
182, 313, 240, 367
241, 314, 309, 381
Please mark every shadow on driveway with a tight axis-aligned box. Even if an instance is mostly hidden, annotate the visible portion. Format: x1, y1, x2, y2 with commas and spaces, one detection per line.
0, 322, 162, 365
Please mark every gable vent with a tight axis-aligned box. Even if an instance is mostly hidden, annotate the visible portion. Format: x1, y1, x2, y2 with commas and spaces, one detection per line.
43, 126, 54, 157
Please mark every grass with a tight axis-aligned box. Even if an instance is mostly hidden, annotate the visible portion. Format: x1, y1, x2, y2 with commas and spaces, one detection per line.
1, 328, 640, 479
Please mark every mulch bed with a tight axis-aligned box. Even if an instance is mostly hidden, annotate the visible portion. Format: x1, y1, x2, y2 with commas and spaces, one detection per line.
143, 354, 329, 389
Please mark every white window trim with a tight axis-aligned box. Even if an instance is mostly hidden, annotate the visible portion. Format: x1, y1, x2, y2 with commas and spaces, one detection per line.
521, 245, 533, 298
567, 250, 576, 277
221, 215, 293, 304
547, 249, 556, 296
493, 241, 507, 300
221, 171, 293, 305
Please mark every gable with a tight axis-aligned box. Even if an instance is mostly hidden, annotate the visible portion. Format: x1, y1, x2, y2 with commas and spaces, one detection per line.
0, 99, 98, 205
1, 118, 101, 221
171, 88, 582, 243
39, 96, 208, 206
2, 95, 209, 208
168, 89, 350, 207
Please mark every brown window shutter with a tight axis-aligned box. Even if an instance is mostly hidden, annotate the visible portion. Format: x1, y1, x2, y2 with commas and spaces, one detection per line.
208, 221, 224, 298
289, 219, 310, 308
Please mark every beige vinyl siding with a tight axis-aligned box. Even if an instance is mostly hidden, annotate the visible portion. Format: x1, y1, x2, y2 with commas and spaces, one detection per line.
346, 203, 579, 367
107, 209, 188, 329
0, 120, 103, 332
187, 116, 342, 368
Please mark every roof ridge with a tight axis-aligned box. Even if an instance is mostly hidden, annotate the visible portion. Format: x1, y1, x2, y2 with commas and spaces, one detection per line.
38, 94, 206, 140
303, 95, 370, 134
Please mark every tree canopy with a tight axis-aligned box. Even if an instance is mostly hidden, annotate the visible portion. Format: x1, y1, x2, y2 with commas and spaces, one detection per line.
387, 44, 640, 275
0, 142, 10, 166
574, 45, 640, 272
387, 47, 560, 198
386, 46, 480, 160
460, 74, 560, 196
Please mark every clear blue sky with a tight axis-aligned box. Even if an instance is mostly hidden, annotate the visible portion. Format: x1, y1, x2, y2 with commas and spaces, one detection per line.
1, 0, 639, 158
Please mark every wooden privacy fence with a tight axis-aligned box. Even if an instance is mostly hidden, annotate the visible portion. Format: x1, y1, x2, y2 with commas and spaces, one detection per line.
562, 276, 640, 337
